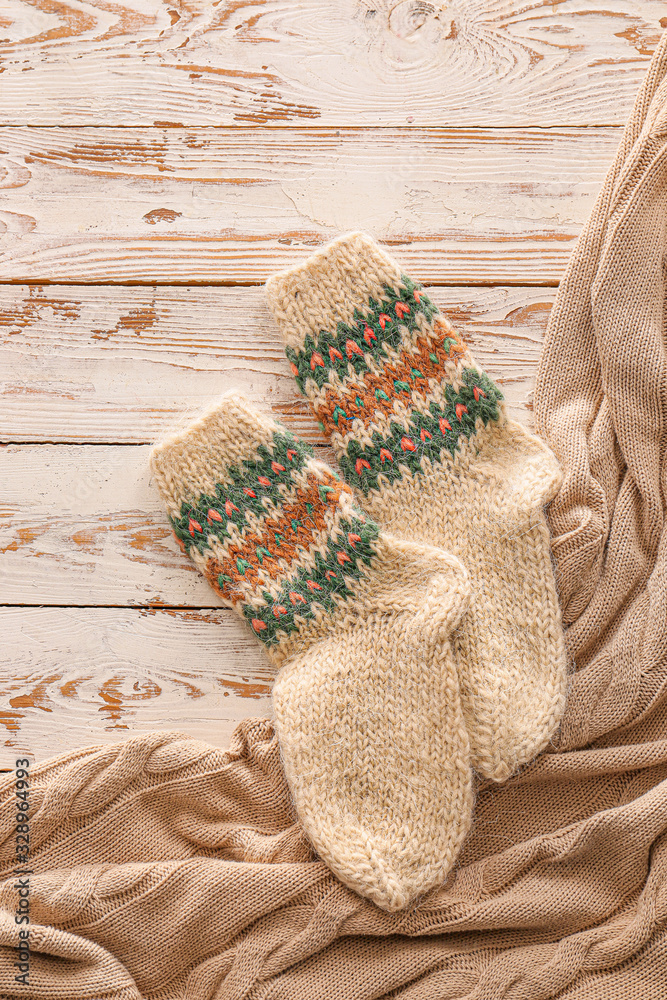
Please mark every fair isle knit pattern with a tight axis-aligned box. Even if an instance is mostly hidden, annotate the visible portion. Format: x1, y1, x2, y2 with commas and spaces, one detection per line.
284, 273, 504, 493
149, 394, 474, 911
266, 232, 569, 783
151, 397, 380, 657
166, 425, 379, 648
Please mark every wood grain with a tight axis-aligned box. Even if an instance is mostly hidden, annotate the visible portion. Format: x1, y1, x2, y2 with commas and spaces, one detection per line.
1, 272, 548, 605
1, 0, 626, 764
0, 369, 534, 605
0, 126, 617, 284
0, 1, 662, 127
0, 607, 273, 767
2, 441, 212, 606
0, 283, 553, 443
0, 280, 552, 761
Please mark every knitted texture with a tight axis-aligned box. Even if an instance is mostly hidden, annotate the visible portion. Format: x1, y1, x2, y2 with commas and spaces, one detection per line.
266, 232, 569, 782
149, 393, 474, 911
10, 41, 667, 997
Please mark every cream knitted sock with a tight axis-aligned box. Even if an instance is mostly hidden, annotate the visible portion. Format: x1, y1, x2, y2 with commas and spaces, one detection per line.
149, 393, 473, 911
266, 232, 568, 782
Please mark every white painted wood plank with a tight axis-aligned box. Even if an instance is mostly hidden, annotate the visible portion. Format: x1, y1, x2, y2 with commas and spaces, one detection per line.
0, 607, 273, 767
0, 126, 617, 284
0, 1, 662, 126
1, 442, 212, 606
0, 390, 542, 605
0, 284, 553, 443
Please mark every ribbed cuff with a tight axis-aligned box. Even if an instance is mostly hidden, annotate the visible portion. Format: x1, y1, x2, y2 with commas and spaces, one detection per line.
265, 231, 405, 353
150, 393, 285, 526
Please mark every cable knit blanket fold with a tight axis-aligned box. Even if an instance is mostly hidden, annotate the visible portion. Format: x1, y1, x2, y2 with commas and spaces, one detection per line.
5, 31, 667, 1000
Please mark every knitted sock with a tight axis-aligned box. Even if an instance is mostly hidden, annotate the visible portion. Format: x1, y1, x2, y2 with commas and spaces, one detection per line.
266, 232, 568, 782
149, 393, 473, 911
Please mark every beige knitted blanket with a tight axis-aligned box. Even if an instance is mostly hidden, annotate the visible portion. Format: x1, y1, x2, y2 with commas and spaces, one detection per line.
4, 35, 667, 1000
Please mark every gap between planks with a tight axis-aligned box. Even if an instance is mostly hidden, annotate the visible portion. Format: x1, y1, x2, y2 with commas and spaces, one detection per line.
0, 606, 274, 766
2, 282, 554, 608
0, 283, 553, 445
2, 215, 562, 761
2, 281, 554, 761
0, 125, 620, 285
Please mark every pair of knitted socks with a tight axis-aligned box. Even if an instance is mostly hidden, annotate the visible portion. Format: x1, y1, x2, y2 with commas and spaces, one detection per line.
150, 232, 568, 913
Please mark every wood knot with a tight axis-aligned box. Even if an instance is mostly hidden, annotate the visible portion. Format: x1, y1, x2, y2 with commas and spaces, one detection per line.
388, 1, 440, 39
143, 208, 182, 225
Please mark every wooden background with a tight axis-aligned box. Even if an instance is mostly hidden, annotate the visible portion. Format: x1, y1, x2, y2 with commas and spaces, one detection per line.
0, 1, 662, 765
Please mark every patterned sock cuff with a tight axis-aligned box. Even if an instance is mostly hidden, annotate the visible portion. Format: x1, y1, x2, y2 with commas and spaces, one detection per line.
149, 393, 381, 652
266, 231, 505, 495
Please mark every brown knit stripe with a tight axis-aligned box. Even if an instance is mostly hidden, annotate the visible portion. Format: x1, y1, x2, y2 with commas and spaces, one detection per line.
313, 320, 468, 438
203, 459, 347, 547
198, 472, 355, 601
203, 553, 300, 606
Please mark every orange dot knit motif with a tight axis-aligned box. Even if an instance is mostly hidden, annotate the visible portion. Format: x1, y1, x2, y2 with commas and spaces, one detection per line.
266, 231, 568, 782
150, 393, 474, 912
